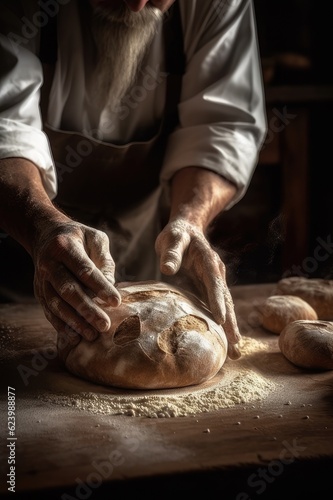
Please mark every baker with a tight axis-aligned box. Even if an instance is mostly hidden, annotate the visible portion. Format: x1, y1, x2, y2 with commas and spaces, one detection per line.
0, 0, 267, 358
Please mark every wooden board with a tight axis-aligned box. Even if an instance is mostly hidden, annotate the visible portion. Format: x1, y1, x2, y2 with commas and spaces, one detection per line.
0, 283, 333, 500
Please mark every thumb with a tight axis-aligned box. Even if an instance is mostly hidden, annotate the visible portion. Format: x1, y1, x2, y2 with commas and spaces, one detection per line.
156, 227, 191, 275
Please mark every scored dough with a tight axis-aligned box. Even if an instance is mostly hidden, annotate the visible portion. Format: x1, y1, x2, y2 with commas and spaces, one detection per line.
57, 281, 228, 390
273, 277, 333, 320
279, 320, 333, 370
255, 294, 318, 334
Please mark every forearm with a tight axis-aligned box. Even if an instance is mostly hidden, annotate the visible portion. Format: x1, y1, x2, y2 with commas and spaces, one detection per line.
169, 167, 237, 231
0, 158, 68, 255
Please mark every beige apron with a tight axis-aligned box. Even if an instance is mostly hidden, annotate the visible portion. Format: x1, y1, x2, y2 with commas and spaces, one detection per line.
41, 4, 184, 282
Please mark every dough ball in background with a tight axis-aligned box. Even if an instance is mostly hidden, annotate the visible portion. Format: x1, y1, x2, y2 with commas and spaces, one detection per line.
278, 320, 333, 370
254, 294, 318, 334
273, 277, 333, 320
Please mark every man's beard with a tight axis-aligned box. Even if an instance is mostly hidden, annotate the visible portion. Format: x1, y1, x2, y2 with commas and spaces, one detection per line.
91, 3, 163, 111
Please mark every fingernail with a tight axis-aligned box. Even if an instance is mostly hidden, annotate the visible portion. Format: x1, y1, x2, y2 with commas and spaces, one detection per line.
110, 295, 121, 307
97, 319, 110, 332
218, 313, 226, 324
228, 344, 242, 360
163, 261, 177, 273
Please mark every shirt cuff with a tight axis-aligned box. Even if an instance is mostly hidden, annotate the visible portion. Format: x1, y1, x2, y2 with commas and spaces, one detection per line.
160, 124, 261, 210
0, 119, 57, 199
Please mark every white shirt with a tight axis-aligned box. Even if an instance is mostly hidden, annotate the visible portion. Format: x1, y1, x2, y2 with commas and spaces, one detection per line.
0, 0, 267, 209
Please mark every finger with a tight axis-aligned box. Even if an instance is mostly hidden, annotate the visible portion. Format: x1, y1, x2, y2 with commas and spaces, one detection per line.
210, 282, 241, 351
57, 323, 81, 363
205, 275, 227, 325
221, 282, 242, 346
189, 242, 227, 323
40, 298, 81, 347
86, 229, 119, 288
60, 239, 121, 306
227, 343, 242, 360
45, 294, 98, 342
44, 273, 111, 337
55, 320, 81, 348
157, 230, 191, 275
195, 250, 241, 345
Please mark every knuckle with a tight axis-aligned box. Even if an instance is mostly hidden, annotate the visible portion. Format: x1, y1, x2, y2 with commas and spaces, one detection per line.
168, 226, 181, 238
166, 224, 184, 241
90, 228, 108, 245
101, 271, 115, 285
67, 320, 82, 334
172, 229, 187, 244
59, 281, 76, 298
99, 255, 115, 277
77, 266, 95, 279
76, 301, 96, 321
52, 233, 71, 252
97, 229, 109, 243
90, 232, 102, 247
49, 297, 61, 314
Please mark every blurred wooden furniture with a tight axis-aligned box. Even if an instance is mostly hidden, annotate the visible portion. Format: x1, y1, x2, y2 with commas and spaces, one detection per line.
259, 85, 333, 272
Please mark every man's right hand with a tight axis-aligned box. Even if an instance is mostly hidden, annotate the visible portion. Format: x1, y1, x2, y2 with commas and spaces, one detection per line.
32, 220, 121, 344
0, 158, 121, 344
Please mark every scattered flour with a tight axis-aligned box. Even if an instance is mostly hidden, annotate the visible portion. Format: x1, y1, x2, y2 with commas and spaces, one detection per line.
39, 337, 277, 418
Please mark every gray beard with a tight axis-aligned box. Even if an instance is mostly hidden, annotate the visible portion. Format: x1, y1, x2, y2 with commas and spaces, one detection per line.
91, 3, 163, 111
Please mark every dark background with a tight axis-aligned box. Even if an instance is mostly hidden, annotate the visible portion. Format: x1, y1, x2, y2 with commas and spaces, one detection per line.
212, 0, 333, 285
0, 0, 332, 301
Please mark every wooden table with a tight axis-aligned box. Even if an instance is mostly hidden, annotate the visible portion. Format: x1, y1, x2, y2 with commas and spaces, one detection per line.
0, 283, 333, 500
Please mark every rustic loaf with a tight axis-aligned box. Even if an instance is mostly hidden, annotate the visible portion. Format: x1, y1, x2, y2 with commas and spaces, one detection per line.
255, 294, 318, 334
279, 320, 333, 370
273, 277, 333, 320
57, 281, 228, 390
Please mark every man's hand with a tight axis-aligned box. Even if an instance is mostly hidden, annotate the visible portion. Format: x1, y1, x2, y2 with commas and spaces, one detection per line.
0, 157, 239, 353
32, 220, 121, 344
0, 159, 122, 344
155, 219, 241, 358
156, 167, 241, 359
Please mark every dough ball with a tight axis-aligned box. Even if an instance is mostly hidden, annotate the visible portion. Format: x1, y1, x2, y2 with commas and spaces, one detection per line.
57, 281, 228, 390
273, 277, 333, 320
255, 295, 318, 334
279, 320, 333, 370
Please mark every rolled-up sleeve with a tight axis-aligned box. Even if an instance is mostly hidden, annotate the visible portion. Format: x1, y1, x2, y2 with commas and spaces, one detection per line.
0, 2, 57, 199
161, 0, 267, 209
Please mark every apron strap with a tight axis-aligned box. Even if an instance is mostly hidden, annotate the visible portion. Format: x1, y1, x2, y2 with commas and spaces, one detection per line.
162, 1, 186, 131
39, 0, 58, 64
163, 2, 185, 76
